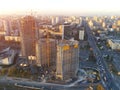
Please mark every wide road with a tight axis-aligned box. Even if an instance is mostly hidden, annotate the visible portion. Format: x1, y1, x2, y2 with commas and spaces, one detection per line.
0, 76, 89, 90
84, 20, 120, 90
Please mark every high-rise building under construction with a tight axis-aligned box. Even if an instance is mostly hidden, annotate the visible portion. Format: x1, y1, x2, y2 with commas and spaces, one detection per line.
19, 16, 36, 59
56, 40, 79, 80
36, 39, 57, 67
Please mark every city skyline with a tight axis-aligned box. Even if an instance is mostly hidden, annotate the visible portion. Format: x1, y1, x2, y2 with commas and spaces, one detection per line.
1, 7, 120, 90
0, 0, 120, 16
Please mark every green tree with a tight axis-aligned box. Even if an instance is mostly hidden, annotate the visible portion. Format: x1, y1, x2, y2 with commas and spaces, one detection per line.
0, 68, 8, 75
8, 67, 17, 76
97, 84, 104, 90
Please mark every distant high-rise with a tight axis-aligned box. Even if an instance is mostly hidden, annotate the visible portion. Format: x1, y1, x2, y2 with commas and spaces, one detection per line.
59, 25, 64, 40
3, 19, 12, 36
20, 16, 36, 58
56, 40, 79, 80
51, 17, 56, 25
0, 20, 3, 27
51, 16, 63, 25
56, 17, 61, 24
79, 30, 84, 40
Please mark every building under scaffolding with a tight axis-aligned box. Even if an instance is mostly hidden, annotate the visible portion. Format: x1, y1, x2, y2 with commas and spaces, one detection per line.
36, 39, 57, 67
19, 16, 36, 59
56, 40, 79, 80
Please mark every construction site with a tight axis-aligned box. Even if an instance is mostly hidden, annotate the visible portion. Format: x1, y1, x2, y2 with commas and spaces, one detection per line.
35, 38, 80, 80
15, 15, 82, 81
19, 16, 36, 60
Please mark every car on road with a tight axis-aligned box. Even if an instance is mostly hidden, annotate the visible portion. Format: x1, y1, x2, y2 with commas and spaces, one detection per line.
103, 76, 107, 81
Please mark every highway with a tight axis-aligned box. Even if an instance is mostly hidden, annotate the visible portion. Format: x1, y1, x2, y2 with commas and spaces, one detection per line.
84, 20, 120, 90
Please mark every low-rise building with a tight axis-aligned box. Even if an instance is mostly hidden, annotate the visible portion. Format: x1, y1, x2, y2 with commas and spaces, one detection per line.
117, 20, 120, 26
0, 48, 16, 65
4, 36, 21, 42
108, 39, 120, 50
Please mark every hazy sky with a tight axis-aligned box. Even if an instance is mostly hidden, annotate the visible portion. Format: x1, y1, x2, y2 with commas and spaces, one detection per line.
0, 0, 120, 15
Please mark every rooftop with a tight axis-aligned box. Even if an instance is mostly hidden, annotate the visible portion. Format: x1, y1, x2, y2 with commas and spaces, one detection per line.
113, 59, 120, 72
57, 40, 79, 46
111, 39, 120, 43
